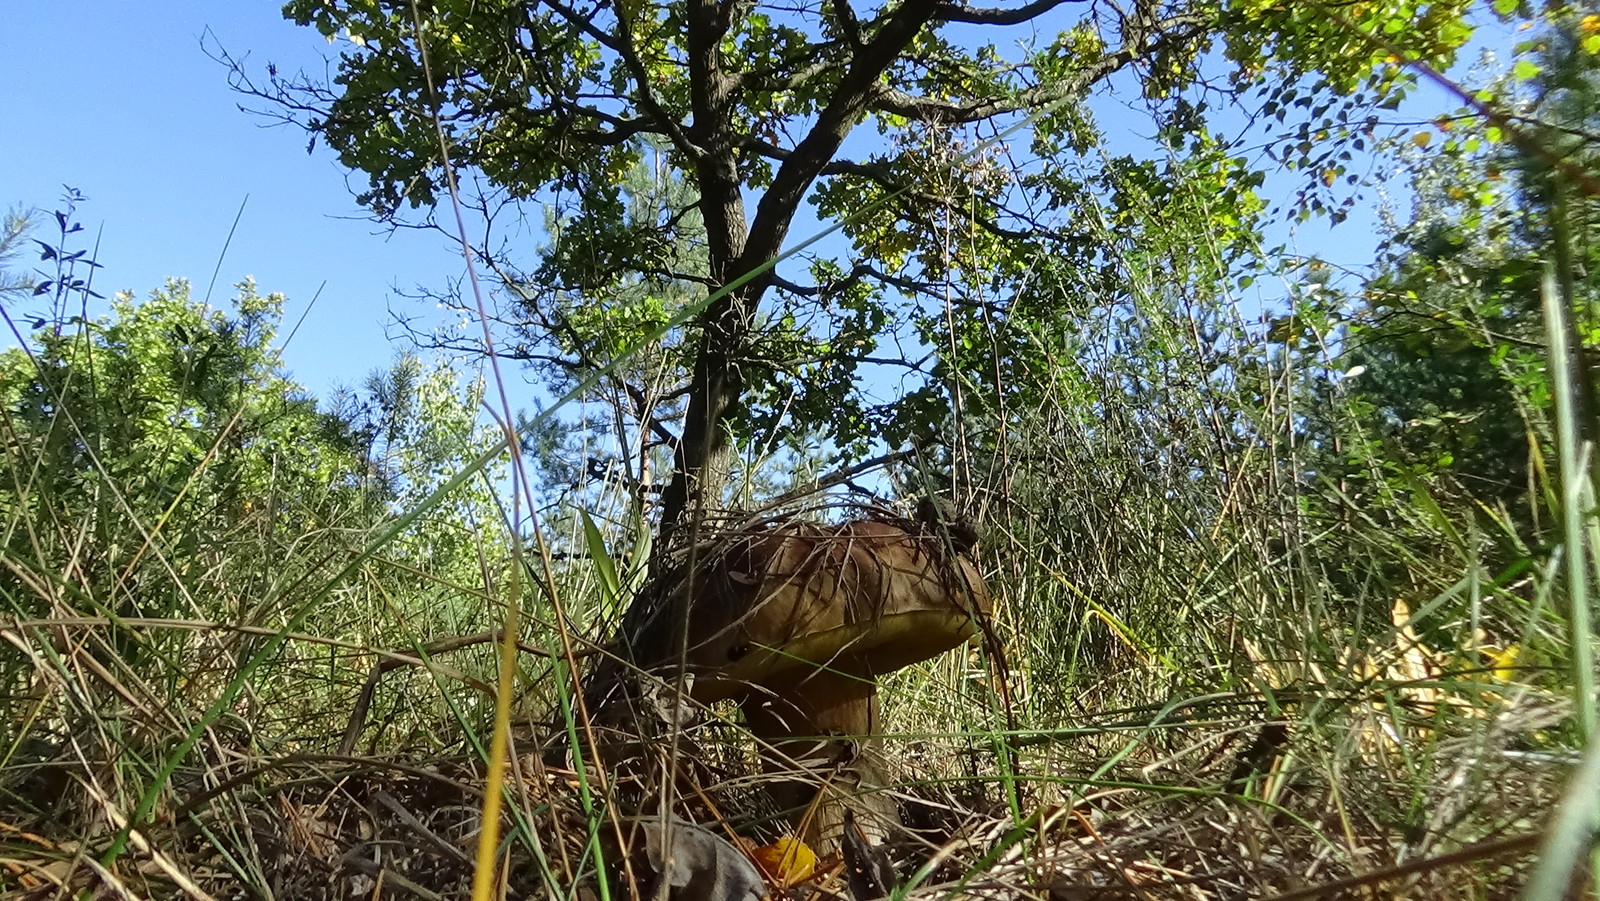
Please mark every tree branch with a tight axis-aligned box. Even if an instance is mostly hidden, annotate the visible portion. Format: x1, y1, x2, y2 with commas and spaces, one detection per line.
768, 262, 938, 298
764, 450, 911, 507
622, 381, 686, 449
750, 137, 1088, 254
741, 0, 947, 277
830, 0, 865, 47
872, 12, 1210, 124
932, 0, 1085, 26
532, 0, 701, 157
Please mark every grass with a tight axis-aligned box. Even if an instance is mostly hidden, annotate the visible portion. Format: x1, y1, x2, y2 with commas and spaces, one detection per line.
1, 41, 1594, 901
1, 236, 1584, 900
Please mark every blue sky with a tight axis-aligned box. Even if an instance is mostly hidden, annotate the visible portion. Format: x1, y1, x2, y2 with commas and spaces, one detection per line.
1, 3, 464, 396
2, 2, 1494, 409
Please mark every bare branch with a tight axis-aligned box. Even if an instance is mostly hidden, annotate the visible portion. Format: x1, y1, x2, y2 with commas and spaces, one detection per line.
932, 0, 1085, 26
872, 12, 1210, 123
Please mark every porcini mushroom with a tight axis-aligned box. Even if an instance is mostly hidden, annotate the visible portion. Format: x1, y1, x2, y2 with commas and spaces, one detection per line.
655, 512, 991, 846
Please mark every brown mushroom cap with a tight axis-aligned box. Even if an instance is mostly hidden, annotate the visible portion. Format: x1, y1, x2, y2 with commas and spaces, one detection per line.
679, 518, 992, 706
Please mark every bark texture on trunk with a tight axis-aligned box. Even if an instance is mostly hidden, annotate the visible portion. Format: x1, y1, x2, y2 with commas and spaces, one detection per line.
656, 0, 944, 535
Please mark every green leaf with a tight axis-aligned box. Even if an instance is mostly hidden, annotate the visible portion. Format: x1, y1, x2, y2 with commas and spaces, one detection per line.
579, 507, 621, 614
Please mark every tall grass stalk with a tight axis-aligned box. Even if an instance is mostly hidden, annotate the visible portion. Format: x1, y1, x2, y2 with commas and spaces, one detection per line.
1540, 262, 1596, 742
1522, 733, 1600, 900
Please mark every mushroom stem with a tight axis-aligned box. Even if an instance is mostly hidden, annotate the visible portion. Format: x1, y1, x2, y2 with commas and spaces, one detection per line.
742, 671, 899, 848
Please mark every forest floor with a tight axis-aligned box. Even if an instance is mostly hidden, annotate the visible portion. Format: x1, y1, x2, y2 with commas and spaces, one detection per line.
0, 663, 1571, 900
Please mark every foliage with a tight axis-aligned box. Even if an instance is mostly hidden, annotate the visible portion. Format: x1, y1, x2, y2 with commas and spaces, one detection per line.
0, 256, 515, 742
0, 204, 37, 300
1288, 11, 1600, 592
6, 3, 1597, 899
232, 0, 1477, 533
0, 280, 376, 628
348, 351, 513, 599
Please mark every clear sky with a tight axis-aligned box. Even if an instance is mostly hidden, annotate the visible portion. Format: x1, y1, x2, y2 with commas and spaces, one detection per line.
2, 2, 1492, 408
1, 3, 466, 397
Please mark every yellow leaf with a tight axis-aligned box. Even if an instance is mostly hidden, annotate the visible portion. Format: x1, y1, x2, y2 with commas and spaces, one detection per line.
750, 836, 816, 886
1412, 131, 1432, 148
1485, 644, 1519, 682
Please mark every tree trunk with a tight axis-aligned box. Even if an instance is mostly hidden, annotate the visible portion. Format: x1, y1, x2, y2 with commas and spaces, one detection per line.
656, 287, 747, 535
653, 0, 755, 536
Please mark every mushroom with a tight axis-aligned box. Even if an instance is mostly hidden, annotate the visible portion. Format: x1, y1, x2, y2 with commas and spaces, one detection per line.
658, 513, 992, 846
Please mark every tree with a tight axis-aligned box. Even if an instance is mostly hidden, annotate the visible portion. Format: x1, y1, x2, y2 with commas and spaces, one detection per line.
1331, 13, 1596, 510
1271, 9, 1600, 626
332, 350, 515, 587
1, 281, 375, 558
0, 278, 383, 699
0, 205, 36, 300
235, 0, 1474, 540
395, 149, 705, 511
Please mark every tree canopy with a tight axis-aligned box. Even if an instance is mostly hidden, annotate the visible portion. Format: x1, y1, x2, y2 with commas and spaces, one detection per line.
237, 0, 1477, 538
